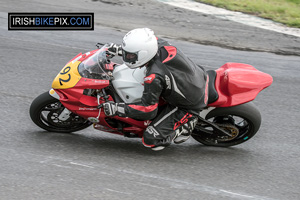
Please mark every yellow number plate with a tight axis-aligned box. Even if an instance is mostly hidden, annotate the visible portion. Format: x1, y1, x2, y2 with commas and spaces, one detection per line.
52, 61, 81, 89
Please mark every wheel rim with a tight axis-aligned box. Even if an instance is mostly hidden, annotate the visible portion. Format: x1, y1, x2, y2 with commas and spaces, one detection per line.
39, 101, 89, 130
194, 115, 251, 143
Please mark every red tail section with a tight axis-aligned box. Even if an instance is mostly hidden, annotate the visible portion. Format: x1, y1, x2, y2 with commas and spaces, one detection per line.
208, 63, 273, 107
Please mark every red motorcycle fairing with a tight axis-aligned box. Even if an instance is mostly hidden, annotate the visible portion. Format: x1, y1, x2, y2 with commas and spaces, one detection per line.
55, 84, 149, 136
53, 48, 148, 137
208, 63, 273, 107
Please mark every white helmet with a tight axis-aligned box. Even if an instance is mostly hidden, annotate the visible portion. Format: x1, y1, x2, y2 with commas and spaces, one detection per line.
121, 28, 158, 69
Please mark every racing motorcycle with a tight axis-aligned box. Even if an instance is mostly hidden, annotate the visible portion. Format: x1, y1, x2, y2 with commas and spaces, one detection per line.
30, 44, 273, 147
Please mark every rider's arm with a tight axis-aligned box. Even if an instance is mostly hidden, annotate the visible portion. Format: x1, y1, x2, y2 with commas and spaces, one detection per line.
121, 73, 164, 120
104, 73, 164, 121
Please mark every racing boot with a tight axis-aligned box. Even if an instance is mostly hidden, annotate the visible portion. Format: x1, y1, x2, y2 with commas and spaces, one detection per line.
143, 137, 169, 151
173, 117, 198, 144
151, 146, 165, 151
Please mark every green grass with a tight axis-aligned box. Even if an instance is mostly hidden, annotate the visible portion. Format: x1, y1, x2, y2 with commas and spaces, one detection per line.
195, 0, 300, 28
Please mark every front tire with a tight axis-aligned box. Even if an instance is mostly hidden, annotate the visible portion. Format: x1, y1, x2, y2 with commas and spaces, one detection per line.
192, 102, 261, 147
30, 92, 92, 133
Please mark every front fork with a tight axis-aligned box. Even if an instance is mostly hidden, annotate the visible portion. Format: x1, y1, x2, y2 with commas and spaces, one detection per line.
49, 88, 71, 121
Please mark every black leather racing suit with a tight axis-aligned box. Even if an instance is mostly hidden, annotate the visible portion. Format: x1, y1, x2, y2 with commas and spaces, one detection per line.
117, 38, 208, 148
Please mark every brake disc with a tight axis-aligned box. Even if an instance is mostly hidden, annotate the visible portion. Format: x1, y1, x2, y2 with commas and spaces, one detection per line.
215, 123, 239, 142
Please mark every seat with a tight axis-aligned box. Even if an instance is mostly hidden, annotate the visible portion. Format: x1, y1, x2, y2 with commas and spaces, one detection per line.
206, 70, 219, 104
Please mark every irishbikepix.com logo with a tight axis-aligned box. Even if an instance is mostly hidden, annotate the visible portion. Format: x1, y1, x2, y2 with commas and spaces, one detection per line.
8, 13, 94, 30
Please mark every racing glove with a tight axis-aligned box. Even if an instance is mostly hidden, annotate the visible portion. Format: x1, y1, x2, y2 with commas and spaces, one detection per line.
103, 102, 126, 117
107, 43, 122, 57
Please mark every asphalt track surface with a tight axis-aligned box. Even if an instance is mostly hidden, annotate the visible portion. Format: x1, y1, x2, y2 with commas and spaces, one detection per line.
1, 0, 300, 200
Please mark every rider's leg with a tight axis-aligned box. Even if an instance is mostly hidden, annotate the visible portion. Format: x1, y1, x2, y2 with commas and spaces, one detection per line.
142, 104, 197, 151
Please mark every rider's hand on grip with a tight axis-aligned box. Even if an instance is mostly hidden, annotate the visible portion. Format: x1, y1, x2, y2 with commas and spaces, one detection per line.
103, 102, 117, 117
103, 101, 126, 117
107, 43, 122, 57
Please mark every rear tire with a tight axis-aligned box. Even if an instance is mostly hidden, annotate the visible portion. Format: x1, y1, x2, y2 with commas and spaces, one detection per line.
192, 102, 261, 147
30, 92, 92, 133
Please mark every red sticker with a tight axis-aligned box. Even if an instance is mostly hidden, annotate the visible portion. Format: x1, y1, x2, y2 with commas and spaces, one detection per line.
144, 74, 156, 84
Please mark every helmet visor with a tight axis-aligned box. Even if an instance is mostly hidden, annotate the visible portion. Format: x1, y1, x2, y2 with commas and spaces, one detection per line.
122, 50, 138, 63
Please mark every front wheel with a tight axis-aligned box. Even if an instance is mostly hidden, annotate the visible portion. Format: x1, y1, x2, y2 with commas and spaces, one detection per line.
192, 102, 261, 147
30, 92, 92, 133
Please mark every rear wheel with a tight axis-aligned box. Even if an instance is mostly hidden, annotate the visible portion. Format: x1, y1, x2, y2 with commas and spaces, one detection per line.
192, 102, 261, 147
30, 92, 92, 133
